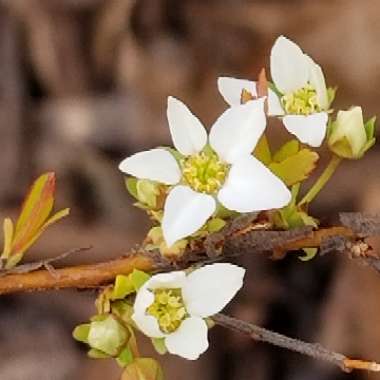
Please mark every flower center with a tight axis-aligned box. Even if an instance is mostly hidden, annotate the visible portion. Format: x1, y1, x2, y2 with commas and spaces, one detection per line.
181, 150, 229, 194
147, 288, 187, 333
281, 84, 321, 115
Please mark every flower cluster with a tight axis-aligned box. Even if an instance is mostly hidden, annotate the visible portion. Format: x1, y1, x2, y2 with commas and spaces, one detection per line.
73, 35, 377, 377
119, 35, 375, 255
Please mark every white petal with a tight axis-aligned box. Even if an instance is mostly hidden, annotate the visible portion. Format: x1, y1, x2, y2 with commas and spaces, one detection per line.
119, 148, 181, 185
165, 317, 209, 360
209, 98, 266, 164
270, 35, 309, 94
283, 112, 328, 147
132, 288, 165, 338
167, 96, 207, 155
217, 77, 258, 106
182, 263, 245, 318
267, 89, 285, 116
162, 186, 216, 247
218, 155, 291, 212
306, 55, 328, 110
144, 271, 187, 290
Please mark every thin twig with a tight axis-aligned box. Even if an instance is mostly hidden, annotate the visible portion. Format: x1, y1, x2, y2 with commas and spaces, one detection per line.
213, 314, 380, 373
0, 213, 379, 295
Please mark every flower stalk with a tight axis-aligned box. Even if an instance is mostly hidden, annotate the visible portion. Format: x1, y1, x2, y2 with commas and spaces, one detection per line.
299, 154, 342, 206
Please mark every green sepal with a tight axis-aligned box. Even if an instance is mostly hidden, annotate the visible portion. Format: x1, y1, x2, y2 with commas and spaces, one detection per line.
327, 86, 337, 108
151, 338, 167, 355
72, 323, 91, 343
364, 116, 376, 140
117, 346, 135, 367
125, 178, 138, 200
111, 300, 134, 325
88, 348, 110, 359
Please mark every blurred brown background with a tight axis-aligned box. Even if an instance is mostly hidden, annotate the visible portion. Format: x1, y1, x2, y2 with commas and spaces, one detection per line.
1, 0, 380, 379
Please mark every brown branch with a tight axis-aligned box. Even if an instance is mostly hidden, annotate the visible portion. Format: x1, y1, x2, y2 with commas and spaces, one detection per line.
213, 314, 380, 373
0, 212, 379, 295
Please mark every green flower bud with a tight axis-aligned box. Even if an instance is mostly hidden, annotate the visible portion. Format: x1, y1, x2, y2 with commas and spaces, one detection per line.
87, 315, 129, 356
328, 107, 376, 159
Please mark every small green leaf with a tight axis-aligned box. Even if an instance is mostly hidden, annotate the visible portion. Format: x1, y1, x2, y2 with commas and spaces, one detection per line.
121, 358, 164, 380
207, 218, 226, 233
117, 346, 135, 367
151, 338, 167, 355
269, 149, 319, 186
253, 135, 272, 165
73, 323, 91, 343
126, 178, 138, 200
299, 247, 318, 261
112, 275, 135, 300
130, 269, 151, 291
273, 140, 299, 163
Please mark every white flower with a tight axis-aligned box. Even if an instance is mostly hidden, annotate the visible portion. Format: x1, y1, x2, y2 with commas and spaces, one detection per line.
132, 263, 245, 360
119, 96, 291, 247
218, 35, 329, 148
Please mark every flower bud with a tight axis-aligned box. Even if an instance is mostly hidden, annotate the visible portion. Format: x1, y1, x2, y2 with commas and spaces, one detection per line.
87, 315, 129, 356
328, 107, 376, 159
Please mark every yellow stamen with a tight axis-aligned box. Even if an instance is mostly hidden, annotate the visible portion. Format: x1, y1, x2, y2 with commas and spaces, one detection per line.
147, 288, 188, 333
281, 84, 321, 116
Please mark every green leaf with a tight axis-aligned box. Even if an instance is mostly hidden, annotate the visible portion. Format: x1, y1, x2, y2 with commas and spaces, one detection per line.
151, 338, 167, 355
207, 218, 226, 233
273, 140, 300, 163
253, 135, 271, 165
126, 178, 138, 200
73, 323, 91, 343
121, 358, 164, 380
117, 346, 135, 367
299, 247, 318, 261
112, 275, 135, 300
269, 149, 319, 186
130, 269, 150, 291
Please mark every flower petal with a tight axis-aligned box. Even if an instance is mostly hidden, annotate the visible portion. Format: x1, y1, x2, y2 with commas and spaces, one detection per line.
162, 185, 216, 247
283, 112, 328, 147
209, 98, 266, 164
144, 271, 187, 290
218, 155, 291, 212
132, 287, 165, 338
119, 148, 181, 185
268, 89, 285, 116
217, 77, 258, 106
182, 263, 245, 318
270, 35, 309, 94
167, 96, 207, 156
306, 55, 328, 110
165, 317, 208, 360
